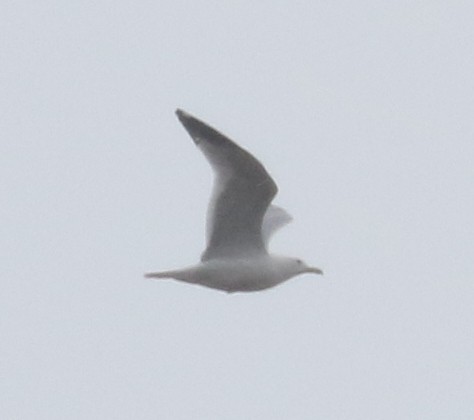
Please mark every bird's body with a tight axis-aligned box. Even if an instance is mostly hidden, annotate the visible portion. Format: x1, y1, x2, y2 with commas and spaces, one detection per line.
147, 255, 318, 293
145, 109, 323, 292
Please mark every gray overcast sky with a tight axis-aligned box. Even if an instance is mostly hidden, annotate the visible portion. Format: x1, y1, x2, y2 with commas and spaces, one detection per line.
1, 1, 473, 419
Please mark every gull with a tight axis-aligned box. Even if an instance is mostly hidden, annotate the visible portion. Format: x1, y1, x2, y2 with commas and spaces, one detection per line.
145, 109, 323, 292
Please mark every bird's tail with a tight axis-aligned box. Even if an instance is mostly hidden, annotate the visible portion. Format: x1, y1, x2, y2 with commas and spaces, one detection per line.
144, 270, 177, 279
145, 266, 196, 283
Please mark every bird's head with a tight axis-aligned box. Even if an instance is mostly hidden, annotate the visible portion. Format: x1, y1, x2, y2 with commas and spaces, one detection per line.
275, 256, 323, 280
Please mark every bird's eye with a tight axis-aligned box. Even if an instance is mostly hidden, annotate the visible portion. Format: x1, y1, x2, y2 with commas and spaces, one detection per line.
296, 259, 303, 264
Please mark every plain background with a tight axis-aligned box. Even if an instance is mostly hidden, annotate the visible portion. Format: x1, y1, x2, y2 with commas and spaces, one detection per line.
1, 1, 473, 419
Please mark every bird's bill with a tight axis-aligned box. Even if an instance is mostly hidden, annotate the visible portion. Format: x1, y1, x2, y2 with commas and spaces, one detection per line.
305, 266, 324, 275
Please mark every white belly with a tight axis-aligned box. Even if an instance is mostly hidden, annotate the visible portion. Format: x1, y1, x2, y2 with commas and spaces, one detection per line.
186, 258, 287, 292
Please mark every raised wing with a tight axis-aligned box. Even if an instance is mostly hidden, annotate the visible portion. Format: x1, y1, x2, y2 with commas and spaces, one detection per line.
176, 109, 278, 261
261, 205, 293, 247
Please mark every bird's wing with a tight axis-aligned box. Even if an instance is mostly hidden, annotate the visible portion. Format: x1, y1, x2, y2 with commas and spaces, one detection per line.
261, 205, 293, 247
176, 109, 278, 261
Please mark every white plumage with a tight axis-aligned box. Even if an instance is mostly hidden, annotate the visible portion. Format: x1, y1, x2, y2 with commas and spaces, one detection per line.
145, 109, 323, 292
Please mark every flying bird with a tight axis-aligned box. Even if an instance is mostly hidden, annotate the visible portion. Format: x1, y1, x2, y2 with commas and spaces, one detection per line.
145, 109, 323, 292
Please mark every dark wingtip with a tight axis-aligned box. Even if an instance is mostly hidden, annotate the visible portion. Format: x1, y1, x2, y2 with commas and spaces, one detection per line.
175, 108, 224, 146
175, 108, 192, 122
175, 108, 197, 130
